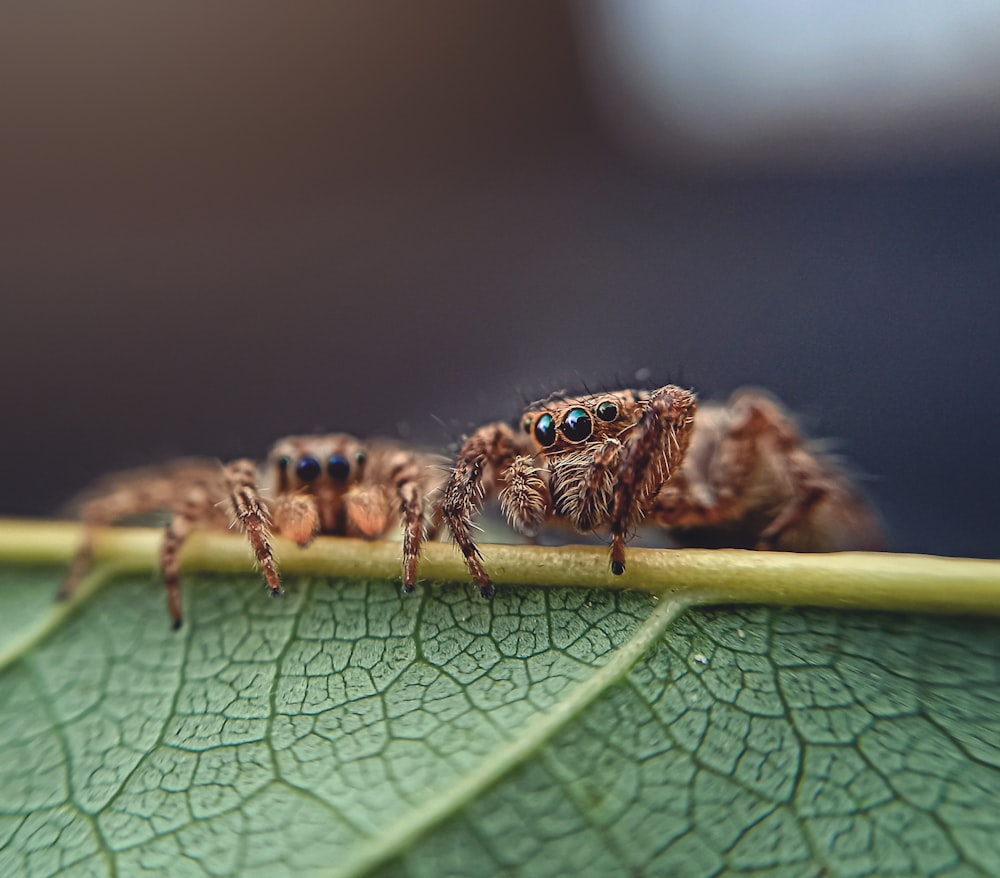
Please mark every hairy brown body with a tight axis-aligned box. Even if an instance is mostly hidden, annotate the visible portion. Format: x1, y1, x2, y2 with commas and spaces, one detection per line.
61, 435, 445, 627
440, 385, 883, 596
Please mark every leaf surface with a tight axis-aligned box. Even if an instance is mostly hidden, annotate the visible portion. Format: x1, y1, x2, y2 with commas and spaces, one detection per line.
0, 529, 998, 877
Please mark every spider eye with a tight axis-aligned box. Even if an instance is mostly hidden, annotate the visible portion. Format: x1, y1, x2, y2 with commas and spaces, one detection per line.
522, 415, 533, 434
327, 454, 350, 480
276, 455, 291, 472
561, 408, 593, 442
355, 451, 367, 466
596, 401, 618, 422
534, 413, 556, 447
295, 455, 321, 482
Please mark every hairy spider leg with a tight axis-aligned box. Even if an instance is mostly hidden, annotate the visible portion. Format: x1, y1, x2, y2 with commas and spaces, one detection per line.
442, 423, 535, 598
161, 459, 280, 629
650, 390, 884, 551
58, 460, 223, 602
608, 386, 697, 575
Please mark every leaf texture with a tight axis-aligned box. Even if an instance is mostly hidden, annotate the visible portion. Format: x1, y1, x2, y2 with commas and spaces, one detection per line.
0, 566, 997, 877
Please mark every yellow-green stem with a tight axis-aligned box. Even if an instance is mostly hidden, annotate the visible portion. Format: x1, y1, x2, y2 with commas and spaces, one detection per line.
1, 518, 998, 617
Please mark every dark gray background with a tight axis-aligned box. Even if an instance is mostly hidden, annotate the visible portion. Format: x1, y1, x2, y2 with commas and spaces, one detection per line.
2, 3, 997, 558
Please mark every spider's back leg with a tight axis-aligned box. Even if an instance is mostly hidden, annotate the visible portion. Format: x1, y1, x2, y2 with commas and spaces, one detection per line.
161, 483, 224, 628
59, 459, 223, 601
651, 389, 885, 551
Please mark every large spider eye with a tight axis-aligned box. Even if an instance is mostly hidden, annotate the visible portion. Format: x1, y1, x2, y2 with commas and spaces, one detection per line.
596, 401, 618, 422
561, 408, 593, 442
522, 415, 533, 434
534, 413, 556, 447
295, 455, 321, 482
327, 454, 350, 480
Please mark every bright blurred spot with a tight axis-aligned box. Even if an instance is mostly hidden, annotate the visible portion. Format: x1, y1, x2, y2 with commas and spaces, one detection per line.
575, 1, 1000, 166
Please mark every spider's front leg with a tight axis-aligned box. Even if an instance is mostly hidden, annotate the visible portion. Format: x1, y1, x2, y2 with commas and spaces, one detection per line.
161, 458, 281, 629
224, 459, 282, 595
609, 385, 697, 575
442, 423, 539, 598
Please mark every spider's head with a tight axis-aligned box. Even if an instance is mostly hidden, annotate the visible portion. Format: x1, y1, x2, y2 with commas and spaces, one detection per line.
269, 434, 368, 494
519, 391, 641, 454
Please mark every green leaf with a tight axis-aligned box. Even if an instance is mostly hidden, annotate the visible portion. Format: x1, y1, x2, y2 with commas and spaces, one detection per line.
1, 520, 998, 877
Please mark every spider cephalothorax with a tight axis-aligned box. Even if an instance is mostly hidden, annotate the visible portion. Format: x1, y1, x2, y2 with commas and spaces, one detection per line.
439, 384, 883, 598
61, 434, 444, 627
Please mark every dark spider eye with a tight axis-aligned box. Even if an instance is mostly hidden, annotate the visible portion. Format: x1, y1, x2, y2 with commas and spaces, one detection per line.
276, 455, 291, 472
596, 401, 618, 422
522, 415, 533, 434
295, 455, 321, 482
327, 454, 350, 480
561, 408, 593, 442
534, 413, 556, 447
355, 450, 367, 466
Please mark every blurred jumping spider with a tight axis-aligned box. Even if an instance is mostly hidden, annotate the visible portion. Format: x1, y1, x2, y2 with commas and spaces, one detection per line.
440, 384, 884, 597
61, 435, 445, 628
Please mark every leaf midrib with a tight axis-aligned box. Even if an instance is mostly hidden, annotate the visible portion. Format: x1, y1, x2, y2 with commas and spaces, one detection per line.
331, 595, 690, 878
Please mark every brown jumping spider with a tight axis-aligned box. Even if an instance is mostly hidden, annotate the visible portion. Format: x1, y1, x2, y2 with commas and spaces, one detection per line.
61, 435, 445, 628
440, 384, 884, 597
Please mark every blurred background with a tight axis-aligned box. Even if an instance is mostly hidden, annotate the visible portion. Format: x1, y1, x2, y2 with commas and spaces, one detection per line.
2, 1, 998, 558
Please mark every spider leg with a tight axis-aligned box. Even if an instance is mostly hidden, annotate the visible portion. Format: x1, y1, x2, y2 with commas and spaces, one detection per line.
755, 446, 829, 548
383, 448, 431, 594
735, 393, 883, 551
161, 484, 216, 629
609, 385, 697, 575
224, 459, 281, 598
442, 422, 534, 598
651, 390, 884, 551
59, 460, 221, 602
160, 458, 279, 629
647, 395, 768, 536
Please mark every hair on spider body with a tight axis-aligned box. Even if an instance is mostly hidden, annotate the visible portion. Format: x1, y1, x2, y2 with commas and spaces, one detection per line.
435, 383, 884, 597
60, 434, 446, 628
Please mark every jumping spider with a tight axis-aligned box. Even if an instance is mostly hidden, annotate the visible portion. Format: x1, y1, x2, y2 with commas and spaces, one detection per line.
61, 435, 445, 628
440, 384, 884, 597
